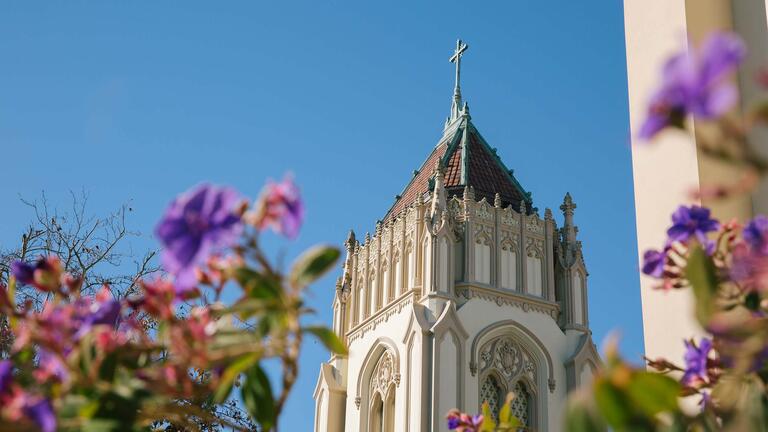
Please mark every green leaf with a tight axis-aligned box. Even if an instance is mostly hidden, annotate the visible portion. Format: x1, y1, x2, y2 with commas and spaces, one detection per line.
241, 364, 276, 431
214, 353, 260, 403
234, 267, 281, 300
304, 326, 347, 355
289, 245, 340, 289
625, 371, 680, 417
594, 378, 630, 428
686, 246, 719, 326
564, 391, 607, 432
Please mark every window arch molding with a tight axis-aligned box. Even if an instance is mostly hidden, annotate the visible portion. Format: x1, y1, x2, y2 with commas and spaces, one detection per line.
469, 321, 555, 431
355, 338, 401, 431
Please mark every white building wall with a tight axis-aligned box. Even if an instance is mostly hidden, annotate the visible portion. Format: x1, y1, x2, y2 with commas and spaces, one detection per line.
624, 0, 768, 365
316, 190, 598, 432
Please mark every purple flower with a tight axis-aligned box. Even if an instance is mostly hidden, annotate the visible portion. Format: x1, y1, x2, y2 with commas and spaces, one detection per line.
666, 205, 719, 249
0, 360, 12, 394
23, 398, 56, 432
447, 416, 460, 430
250, 175, 304, 239
35, 350, 69, 383
10, 256, 64, 292
73, 297, 121, 341
10, 261, 34, 285
639, 32, 745, 139
155, 184, 243, 291
642, 248, 668, 278
744, 215, 768, 255
682, 338, 712, 385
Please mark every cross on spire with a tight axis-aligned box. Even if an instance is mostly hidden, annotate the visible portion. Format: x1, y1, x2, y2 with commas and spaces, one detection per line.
450, 39, 468, 93
447, 39, 469, 127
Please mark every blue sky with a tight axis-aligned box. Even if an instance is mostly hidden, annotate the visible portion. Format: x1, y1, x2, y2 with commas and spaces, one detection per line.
0, 1, 638, 429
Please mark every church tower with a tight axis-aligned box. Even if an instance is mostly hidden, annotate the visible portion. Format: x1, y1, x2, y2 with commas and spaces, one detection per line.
313, 40, 600, 432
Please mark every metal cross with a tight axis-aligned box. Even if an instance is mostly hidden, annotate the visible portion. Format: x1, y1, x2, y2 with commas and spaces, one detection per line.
449, 39, 469, 90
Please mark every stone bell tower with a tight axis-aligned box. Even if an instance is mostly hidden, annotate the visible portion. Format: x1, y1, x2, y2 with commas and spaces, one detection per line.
313, 40, 600, 432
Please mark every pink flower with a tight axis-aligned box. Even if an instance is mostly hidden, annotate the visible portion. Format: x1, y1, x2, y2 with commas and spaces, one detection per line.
249, 175, 304, 239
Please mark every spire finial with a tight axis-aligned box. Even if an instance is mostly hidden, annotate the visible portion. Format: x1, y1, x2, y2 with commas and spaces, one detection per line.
447, 39, 469, 127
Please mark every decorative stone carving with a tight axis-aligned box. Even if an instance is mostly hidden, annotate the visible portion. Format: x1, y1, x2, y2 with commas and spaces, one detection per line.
526, 238, 544, 258
501, 208, 519, 228
477, 336, 536, 384
449, 197, 463, 221
501, 232, 519, 251
456, 286, 559, 319
474, 225, 493, 244
525, 215, 544, 235
370, 351, 395, 395
406, 207, 417, 233
476, 199, 493, 221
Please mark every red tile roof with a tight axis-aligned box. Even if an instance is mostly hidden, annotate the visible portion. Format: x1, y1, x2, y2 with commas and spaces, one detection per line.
383, 118, 530, 222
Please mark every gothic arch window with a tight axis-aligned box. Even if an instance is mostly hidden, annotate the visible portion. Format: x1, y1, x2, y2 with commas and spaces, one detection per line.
525, 241, 543, 297
393, 251, 402, 296
357, 277, 366, 323
380, 259, 391, 304
474, 230, 492, 284
369, 269, 378, 315
500, 240, 518, 290
480, 373, 505, 422
362, 349, 398, 432
422, 237, 431, 291
476, 336, 538, 430
369, 392, 384, 432
510, 381, 532, 429
404, 241, 414, 292
572, 270, 584, 325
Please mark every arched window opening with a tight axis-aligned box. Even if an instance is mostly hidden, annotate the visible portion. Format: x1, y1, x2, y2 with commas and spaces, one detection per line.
357, 277, 366, 323
393, 252, 402, 296
384, 385, 396, 432
572, 271, 584, 325
476, 335, 538, 430
511, 381, 531, 430
525, 247, 543, 297
422, 239, 432, 291
500, 243, 517, 290
369, 392, 384, 432
474, 234, 492, 284
381, 260, 391, 303
369, 270, 378, 315
405, 243, 414, 291
365, 349, 398, 432
480, 375, 504, 422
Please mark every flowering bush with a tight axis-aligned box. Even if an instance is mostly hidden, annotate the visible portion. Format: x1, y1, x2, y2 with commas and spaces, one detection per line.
447, 31, 768, 431
0, 177, 345, 431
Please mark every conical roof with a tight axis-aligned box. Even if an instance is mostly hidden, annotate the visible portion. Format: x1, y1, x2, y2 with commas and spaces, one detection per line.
384, 114, 531, 221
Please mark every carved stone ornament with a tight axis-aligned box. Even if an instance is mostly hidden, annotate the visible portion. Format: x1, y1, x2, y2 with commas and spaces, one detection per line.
525, 215, 544, 235
501, 232, 519, 251
501, 208, 519, 228
449, 197, 463, 221
526, 238, 544, 258
475, 200, 493, 221
474, 225, 492, 244
370, 351, 397, 395
478, 336, 536, 384
406, 208, 417, 233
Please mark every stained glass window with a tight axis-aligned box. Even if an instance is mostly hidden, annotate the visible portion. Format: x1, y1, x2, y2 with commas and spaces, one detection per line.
511, 381, 530, 429
480, 375, 503, 421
